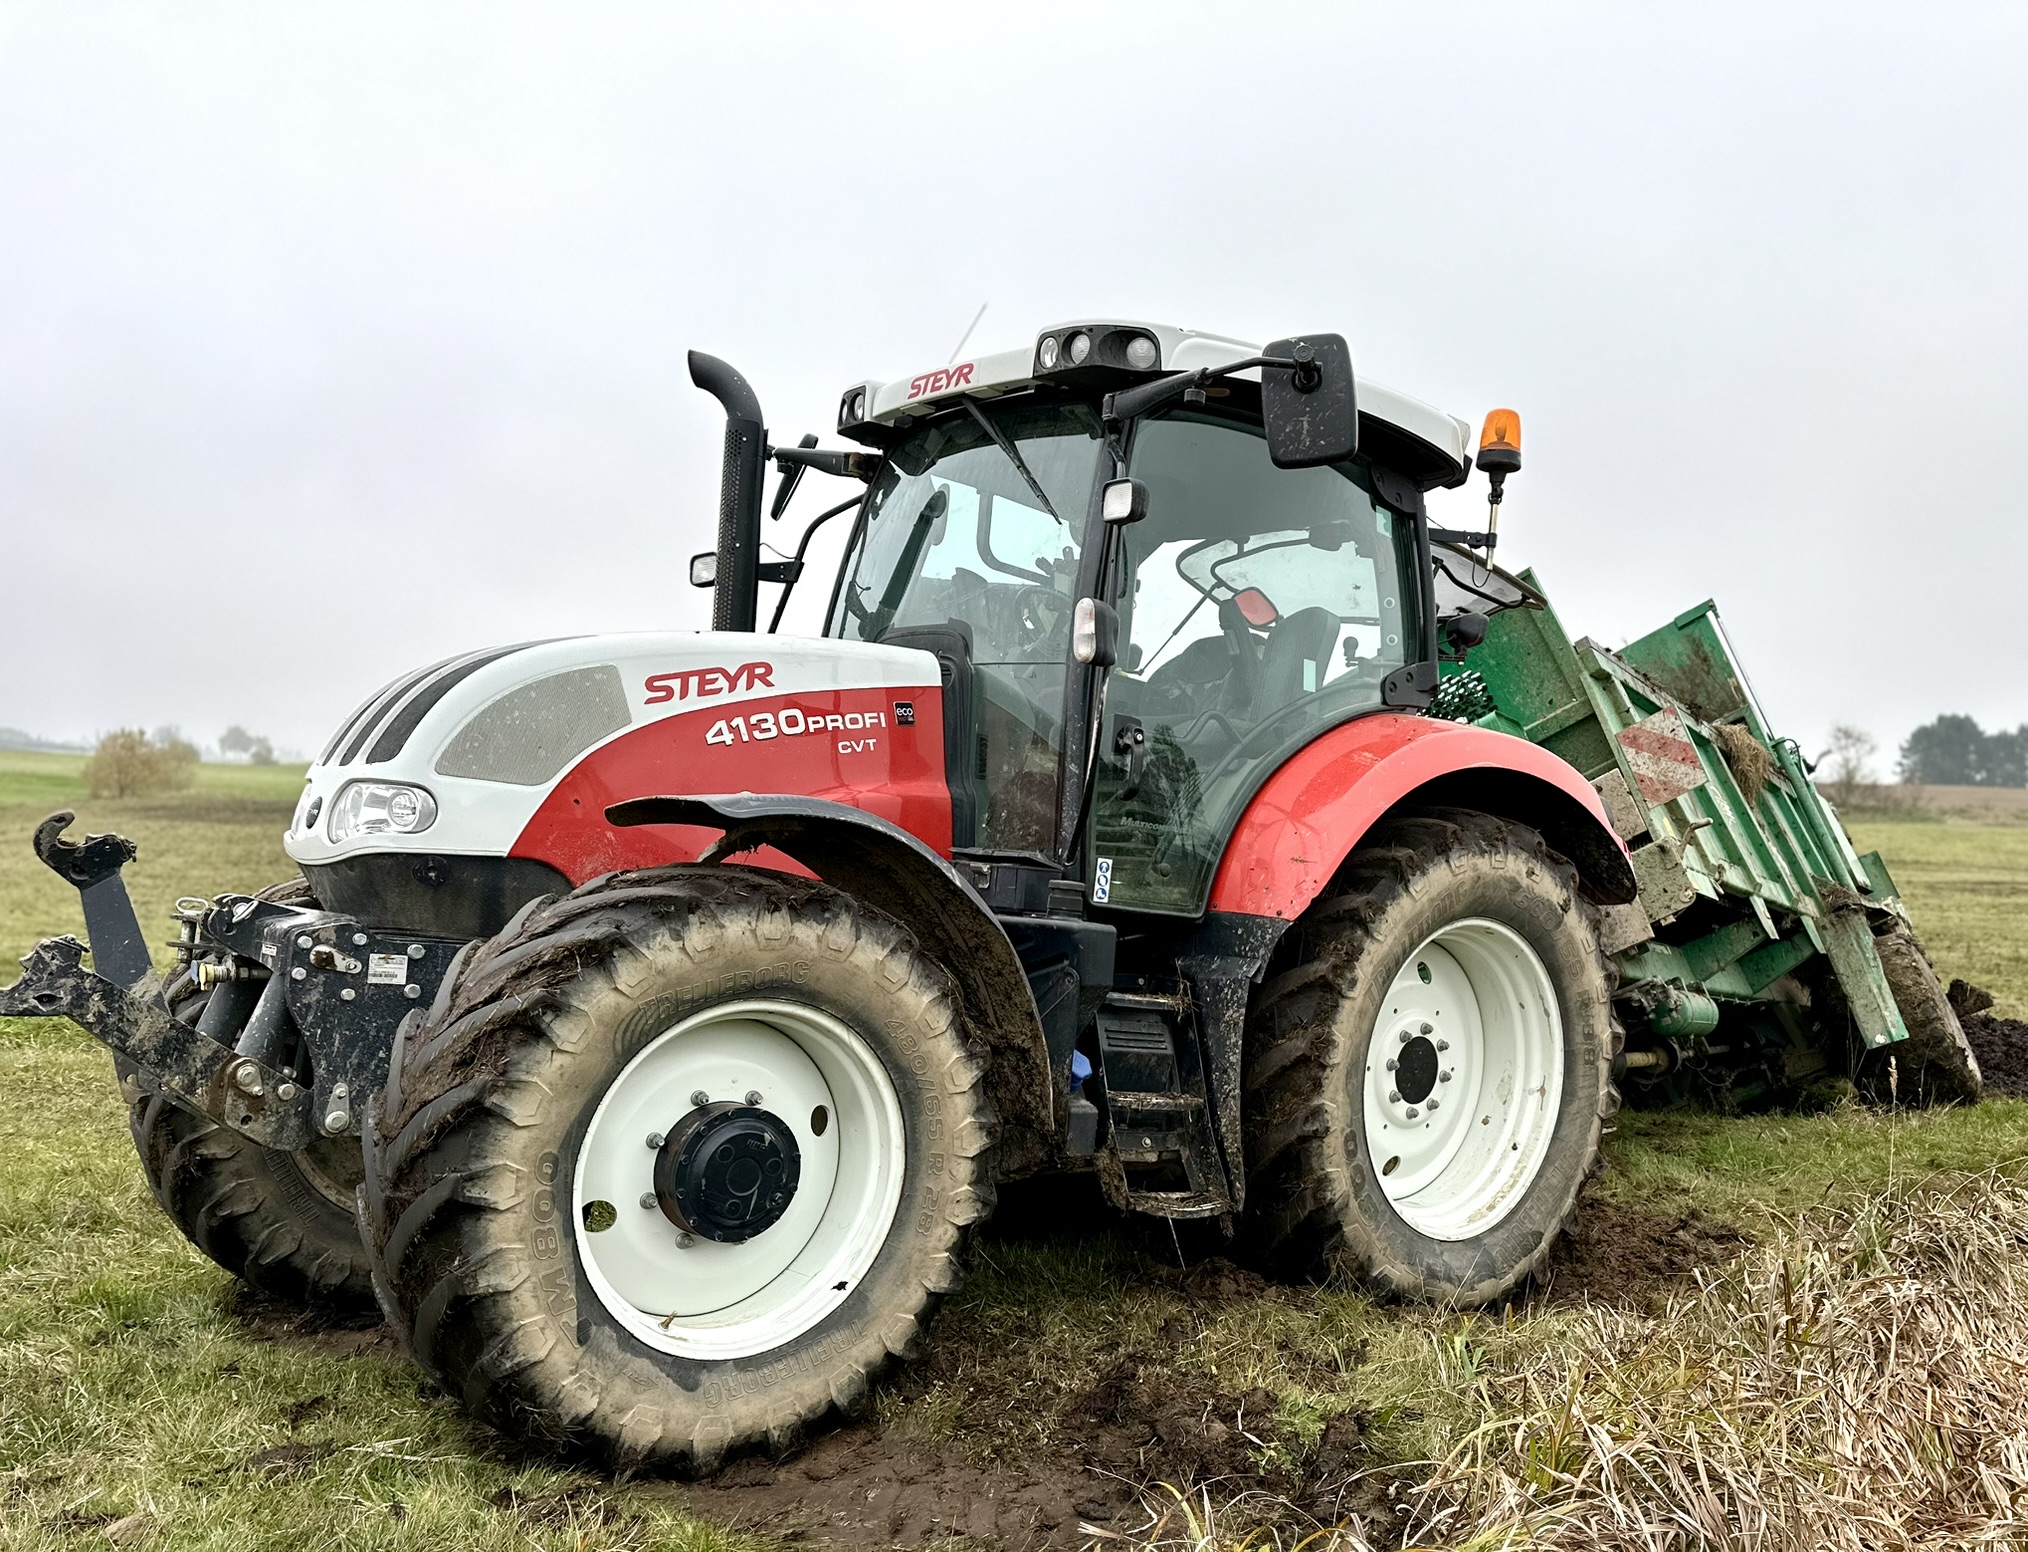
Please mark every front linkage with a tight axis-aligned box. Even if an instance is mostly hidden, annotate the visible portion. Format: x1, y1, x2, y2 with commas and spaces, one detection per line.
0, 812, 463, 1150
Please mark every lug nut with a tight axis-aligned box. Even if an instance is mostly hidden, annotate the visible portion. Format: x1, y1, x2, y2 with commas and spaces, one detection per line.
1440, 1070, 1453, 1083
675, 1231, 696, 1249
1385, 1058, 1398, 1073
639, 1192, 658, 1210
1398, 1030, 1412, 1044
1427, 1099, 1440, 1112
1406, 1106, 1420, 1120
1436, 1039, 1450, 1052
646, 1132, 665, 1149
1420, 1022, 1432, 1035
689, 1090, 710, 1108
1388, 1089, 1401, 1103
745, 1090, 763, 1106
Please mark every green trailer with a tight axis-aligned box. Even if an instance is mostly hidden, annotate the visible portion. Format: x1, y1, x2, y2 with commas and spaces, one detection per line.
1441, 566, 1979, 1106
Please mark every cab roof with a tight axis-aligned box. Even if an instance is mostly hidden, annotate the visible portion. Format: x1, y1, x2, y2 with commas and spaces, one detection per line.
837, 320, 1474, 491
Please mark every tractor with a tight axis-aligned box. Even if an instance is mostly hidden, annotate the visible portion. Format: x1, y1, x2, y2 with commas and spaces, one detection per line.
2, 319, 1966, 1469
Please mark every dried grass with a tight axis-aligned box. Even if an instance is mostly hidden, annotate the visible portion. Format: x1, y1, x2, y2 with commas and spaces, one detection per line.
1110, 1170, 2028, 1552
1714, 722, 1775, 808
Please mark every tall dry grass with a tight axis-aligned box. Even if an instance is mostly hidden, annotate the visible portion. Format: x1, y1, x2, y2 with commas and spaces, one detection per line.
1107, 1170, 2028, 1552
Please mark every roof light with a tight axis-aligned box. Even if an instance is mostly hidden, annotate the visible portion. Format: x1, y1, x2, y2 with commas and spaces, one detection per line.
1125, 335, 1158, 370
1038, 335, 1060, 371
689, 552, 717, 587
1476, 408, 1521, 474
1066, 331, 1091, 365
849, 390, 865, 421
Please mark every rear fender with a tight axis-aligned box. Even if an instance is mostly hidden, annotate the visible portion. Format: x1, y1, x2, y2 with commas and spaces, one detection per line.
608, 794, 1056, 1177
1208, 714, 1637, 920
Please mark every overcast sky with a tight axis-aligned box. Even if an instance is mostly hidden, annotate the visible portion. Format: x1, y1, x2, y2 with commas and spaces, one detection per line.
2, 3, 2022, 769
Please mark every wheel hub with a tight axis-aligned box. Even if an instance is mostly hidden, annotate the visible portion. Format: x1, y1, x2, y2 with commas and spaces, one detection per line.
1393, 1033, 1441, 1105
653, 1101, 801, 1242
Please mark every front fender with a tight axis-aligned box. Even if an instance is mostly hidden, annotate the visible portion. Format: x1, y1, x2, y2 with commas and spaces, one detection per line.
1208, 715, 1637, 920
607, 794, 1056, 1177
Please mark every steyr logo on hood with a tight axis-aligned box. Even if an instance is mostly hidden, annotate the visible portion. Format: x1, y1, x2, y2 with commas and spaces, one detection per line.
644, 662, 774, 704
908, 362, 975, 400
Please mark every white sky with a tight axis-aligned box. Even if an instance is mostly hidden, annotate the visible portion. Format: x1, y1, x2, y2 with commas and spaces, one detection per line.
2, 3, 2022, 769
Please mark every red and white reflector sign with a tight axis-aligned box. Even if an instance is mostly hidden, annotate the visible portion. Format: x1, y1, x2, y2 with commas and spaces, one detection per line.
1617, 708, 1707, 806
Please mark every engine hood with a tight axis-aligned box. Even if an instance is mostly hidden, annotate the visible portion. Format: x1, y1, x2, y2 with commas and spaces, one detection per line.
285, 632, 951, 882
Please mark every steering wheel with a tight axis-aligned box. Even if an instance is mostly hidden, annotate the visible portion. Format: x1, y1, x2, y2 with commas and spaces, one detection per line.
1012, 584, 1067, 655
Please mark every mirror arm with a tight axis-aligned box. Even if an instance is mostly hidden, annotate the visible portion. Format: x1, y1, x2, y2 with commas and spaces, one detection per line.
765, 491, 869, 634
1429, 525, 1498, 551
1101, 353, 1304, 430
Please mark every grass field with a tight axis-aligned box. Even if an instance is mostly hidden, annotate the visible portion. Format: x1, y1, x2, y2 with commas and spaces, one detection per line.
2, 750, 2026, 1549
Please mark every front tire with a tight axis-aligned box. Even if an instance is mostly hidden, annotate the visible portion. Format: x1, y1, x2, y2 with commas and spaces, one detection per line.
360, 866, 995, 1470
1242, 810, 1619, 1305
129, 876, 376, 1312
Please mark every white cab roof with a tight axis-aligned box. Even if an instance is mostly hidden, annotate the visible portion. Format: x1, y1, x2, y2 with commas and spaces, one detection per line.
850, 320, 1472, 485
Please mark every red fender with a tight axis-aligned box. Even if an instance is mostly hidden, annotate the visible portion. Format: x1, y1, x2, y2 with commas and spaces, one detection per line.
1207, 713, 1632, 920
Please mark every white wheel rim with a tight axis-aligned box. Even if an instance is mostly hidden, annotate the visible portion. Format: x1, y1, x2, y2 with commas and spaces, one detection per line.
1361, 919, 1563, 1241
573, 998, 905, 1360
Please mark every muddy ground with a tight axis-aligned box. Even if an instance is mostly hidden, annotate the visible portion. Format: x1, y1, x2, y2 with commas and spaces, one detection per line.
1950, 980, 2028, 1098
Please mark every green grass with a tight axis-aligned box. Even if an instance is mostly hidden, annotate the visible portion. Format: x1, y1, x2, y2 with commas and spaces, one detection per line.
2, 748, 2028, 1546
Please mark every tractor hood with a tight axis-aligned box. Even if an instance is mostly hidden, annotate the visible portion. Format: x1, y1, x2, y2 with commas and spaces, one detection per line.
285, 633, 952, 891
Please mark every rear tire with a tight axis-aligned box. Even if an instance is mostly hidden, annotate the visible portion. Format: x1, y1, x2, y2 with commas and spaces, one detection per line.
1241, 810, 1619, 1305
359, 865, 995, 1470
127, 876, 376, 1312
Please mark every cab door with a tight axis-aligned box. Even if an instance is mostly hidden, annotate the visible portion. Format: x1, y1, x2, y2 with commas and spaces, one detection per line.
1089, 410, 1422, 915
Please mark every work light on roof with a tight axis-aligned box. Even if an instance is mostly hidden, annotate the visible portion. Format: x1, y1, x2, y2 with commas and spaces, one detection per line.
1124, 335, 1158, 370
1037, 336, 1060, 371
1066, 331, 1092, 365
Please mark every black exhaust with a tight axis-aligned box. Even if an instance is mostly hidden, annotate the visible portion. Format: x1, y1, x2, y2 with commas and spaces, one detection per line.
688, 350, 767, 633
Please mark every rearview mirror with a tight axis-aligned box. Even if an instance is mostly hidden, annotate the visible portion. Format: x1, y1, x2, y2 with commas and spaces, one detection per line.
1101, 477, 1148, 524
1262, 333, 1356, 469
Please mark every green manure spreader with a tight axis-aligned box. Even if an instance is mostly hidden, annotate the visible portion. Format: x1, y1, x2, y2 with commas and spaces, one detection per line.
1439, 575, 1978, 1108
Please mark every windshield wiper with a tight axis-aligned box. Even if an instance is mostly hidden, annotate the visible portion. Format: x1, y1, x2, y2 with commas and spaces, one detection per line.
964, 400, 1061, 524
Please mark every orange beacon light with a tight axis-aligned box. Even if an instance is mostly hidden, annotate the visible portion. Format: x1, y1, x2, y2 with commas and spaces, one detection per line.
1474, 409, 1522, 548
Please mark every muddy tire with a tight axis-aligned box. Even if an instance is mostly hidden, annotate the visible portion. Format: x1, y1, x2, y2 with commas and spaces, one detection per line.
1866, 922, 1982, 1105
128, 876, 375, 1311
1241, 810, 1619, 1305
359, 865, 995, 1470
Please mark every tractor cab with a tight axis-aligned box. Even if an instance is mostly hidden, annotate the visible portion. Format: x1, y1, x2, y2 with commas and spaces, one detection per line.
815, 320, 1518, 917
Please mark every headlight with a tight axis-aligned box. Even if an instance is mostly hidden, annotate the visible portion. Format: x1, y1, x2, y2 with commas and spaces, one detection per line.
328, 781, 438, 841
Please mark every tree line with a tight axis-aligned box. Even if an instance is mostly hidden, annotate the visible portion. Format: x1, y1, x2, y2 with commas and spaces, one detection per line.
1897, 714, 2028, 787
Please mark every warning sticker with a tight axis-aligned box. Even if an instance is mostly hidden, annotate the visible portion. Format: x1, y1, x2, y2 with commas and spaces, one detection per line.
1617, 708, 1707, 806
367, 953, 409, 986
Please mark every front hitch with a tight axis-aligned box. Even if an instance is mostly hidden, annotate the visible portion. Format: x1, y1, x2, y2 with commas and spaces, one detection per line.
0, 813, 313, 1148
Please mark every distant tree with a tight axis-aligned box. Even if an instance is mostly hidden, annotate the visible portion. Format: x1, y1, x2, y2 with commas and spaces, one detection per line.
83, 729, 197, 798
1898, 714, 2028, 787
1820, 724, 1877, 807
219, 725, 254, 758
248, 737, 276, 765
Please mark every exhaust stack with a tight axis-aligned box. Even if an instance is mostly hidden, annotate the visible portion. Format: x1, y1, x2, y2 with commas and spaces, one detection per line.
688, 351, 767, 633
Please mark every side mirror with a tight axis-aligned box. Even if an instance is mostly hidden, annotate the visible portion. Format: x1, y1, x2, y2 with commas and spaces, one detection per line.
1262, 333, 1357, 469
1444, 611, 1490, 652
1101, 477, 1148, 524
689, 553, 718, 588
1072, 597, 1119, 666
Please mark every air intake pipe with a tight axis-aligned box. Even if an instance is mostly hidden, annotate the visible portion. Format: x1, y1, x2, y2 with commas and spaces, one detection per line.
688, 350, 767, 632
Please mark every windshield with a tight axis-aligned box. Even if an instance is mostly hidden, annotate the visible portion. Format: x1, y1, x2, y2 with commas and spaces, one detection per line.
829, 399, 1106, 852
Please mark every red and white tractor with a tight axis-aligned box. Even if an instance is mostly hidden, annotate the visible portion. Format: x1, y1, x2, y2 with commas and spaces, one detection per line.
4, 321, 1636, 1468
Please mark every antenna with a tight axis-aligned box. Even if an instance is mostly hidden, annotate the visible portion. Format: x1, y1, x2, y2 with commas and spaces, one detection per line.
946, 302, 988, 365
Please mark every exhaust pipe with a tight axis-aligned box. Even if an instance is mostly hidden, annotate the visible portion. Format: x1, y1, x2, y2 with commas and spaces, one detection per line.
688, 350, 767, 632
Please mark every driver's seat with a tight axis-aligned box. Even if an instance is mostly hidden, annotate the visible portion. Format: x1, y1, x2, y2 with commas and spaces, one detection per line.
1257, 607, 1339, 715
